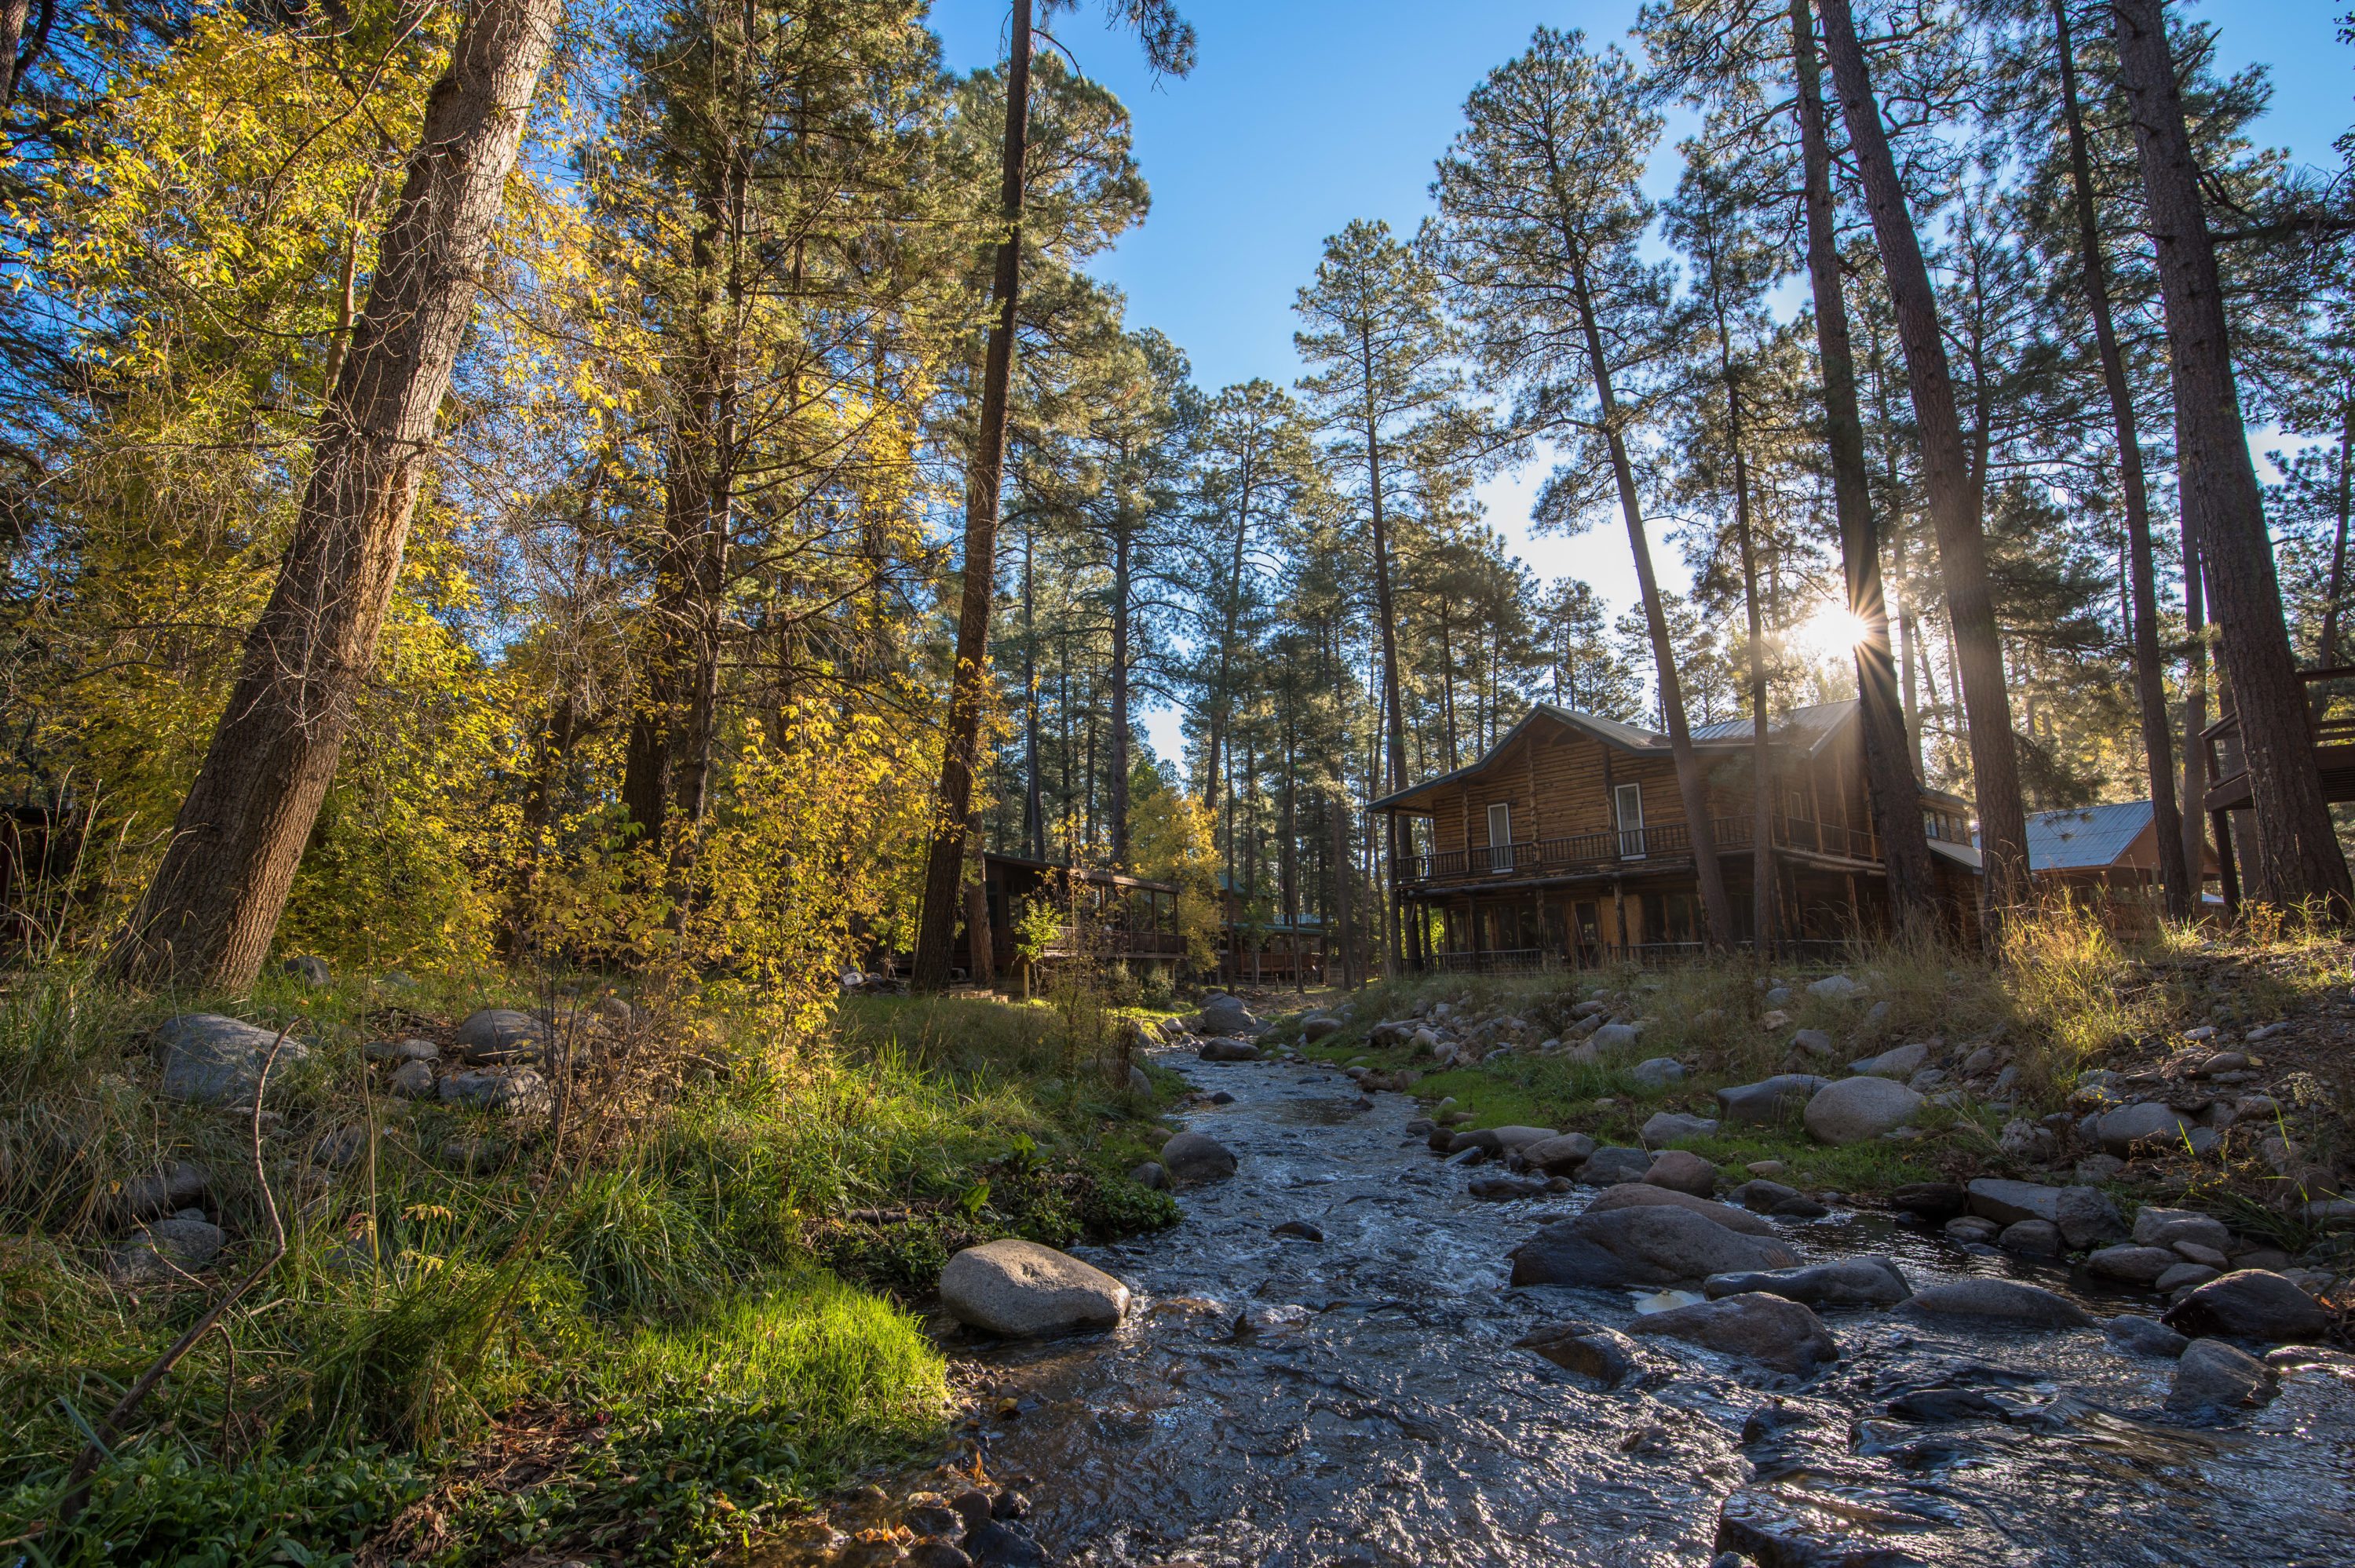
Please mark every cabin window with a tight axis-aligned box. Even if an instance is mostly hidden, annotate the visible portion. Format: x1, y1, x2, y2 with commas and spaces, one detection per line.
1615, 782, 1645, 859
1574, 902, 1601, 950
1923, 811, 1941, 842
1488, 801, 1513, 871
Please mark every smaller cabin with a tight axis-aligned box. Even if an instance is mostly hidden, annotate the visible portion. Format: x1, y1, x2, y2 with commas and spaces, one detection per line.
2022, 801, 2220, 931
947, 853, 1185, 983
1214, 873, 1326, 987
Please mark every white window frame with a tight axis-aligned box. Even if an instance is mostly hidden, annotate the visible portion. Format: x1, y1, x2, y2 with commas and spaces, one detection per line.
1487, 801, 1513, 873
1615, 782, 1645, 859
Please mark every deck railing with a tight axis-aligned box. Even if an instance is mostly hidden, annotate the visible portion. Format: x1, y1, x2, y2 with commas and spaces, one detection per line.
2203, 665, 2355, 787
1420, 938, 1860, 975
1404, 814, 1880, 885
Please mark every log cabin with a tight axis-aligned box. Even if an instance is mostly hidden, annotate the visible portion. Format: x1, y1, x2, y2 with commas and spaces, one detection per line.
1368, 699, 1982, 969
947, 853, 1187, 985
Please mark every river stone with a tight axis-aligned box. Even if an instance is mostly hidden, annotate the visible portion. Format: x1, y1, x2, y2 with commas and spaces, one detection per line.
152, 1015, 310, 1106
1197, 1037, 1258, 1062
1510, 1205, 1795, 1288
2156, 1262, 2220, 1293
1447, 1128, 1503, 1154
1159, 1131, 1237, 1183
1583, 1183, 1788, 1239
1523, 1132, 1597, 1173
1302, 1016, 1342, 1041
2095, 1101, 2196, 1155
1517, 1322, 1644, 1387
440, 1068, 550, 1115
1627, 1292, 1840, 1373
1787, 1028, 1835, 1059
1627, 1056, 1684, 1087
1469, 1175, 1549, 1200
365, 1037, 439, 1063
2104, 1314, 2189, 1358
939, 1238, 1130, 1337
2133, 1206, 2232, 1253
388, 1059, 435, 1099
1849, 1041, 1928, 1079
1490, 1125, 1556, 1151
2167, 1337, 2280, 1413
104, 1216, 226, 1284
1809, 974, 1862, 1001
2162, 1270, 2331, 1342
1715, 1075, 1832, 1126
1641, 1110, 1719, 1145
1966, 1179, 2124, 1247
279, 954, 330, 988
1999, 1219, 2062, 1256
2089, 1245, 2182, 1285
1129, 1161, 1166, 1190
1892, 1278, 2093, 1329
1591, 1023, 1641, 1054
1889, 1181, 1969, 1220
1641, 1150, 1719, 1198
1579, 1146, 1653, 1185
1199, 995, 1256, 1035
1703, 1256, 1911, 1307
117, 1160, 210, 1222
1730, 1178, 1798, 1212
1802, 1077, 1920, 1144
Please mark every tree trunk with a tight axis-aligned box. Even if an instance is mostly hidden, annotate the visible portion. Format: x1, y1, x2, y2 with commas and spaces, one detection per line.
1736, 455, 1775, 951
108, 0, 564, 986
1355, 333, 1410, 977
2320, 403, 2353, 666
1110, 500, 1131, 866
911, 0, 1031, 989
0, 0, 35, 111
2115, 0, 2353, 919
1818, 0, 2030, 923
2052, 0, 2191, 919
1022, 514, 1045, 859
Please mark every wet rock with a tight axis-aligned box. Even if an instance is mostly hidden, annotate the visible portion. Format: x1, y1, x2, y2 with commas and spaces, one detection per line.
453, 1008, 546, 1067
1627, 1293, 1838, 1374
1888, 1182, 1969, 1220
991, 1491, 1031, 1519
1787, 1028, 1835, 1059
104, 1216, 227, 1284
1802, 1077, 1920, 1145
2089, 1245, 2184, 1285
963, 1519, 1045, 1568
939, 1238, 1130, 1337
1944, 1215, 1999, 1244
1468, 1176, 1549, 1200
1964, 1179, 2123, 1248
1891, 1278, 2092, 1329
1849, 1041, 1927, 1079
1627, 1055, 1684, 1087
2167, 1338, 2280, 1413
2103, 1314, 2188, 1358
2094, 1102, 2196, 1156
1641, 1149, 1718, 1198
1271, 1220, 1324, 1241
279, 954, 330, 987
906, 1501, 965, 1537
1516, 1322, 1644, 1387
2156, 1262, 2220, 1293
1197, 1038, 1258, 1062
1129, 1161, 1167, 1190
2163, 1270, 2331, 1342
1579, 1146, 1653, 1185
1586, 1183, 1782, 1237
117, 1161, 210, 1223
1769, 1194, 1829, 1219
1207, 1090, 1236, 1105
1593, 1023, 1642, 1054
1199, 994, 1256, 1036
1510, 1205, 1795, 1288
2133, 1206, 2232, 1253
388, 1059, 435, 1099
1714, 1075, 1831, 1126
152, 1015, 310, 1106
1446, 1128, 1502, 1154
2174, 1241, 2229, 1269
439, 1068, 550, 1116
1641, 1110, 1718, 1144
1703, 1257, 1911, 1307
1730, 1178, 1799, 1212
1998, 1220, 2061, 1256
1159, 1131, 1237, 1183
1522, 1132, 1597, 1173
904, 1544, 972, 1568
951, 1490, 994, 1529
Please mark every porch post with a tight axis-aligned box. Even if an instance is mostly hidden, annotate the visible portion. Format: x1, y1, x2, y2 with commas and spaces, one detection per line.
1612, 877, 1629, 953
2211, 809, 2241, 919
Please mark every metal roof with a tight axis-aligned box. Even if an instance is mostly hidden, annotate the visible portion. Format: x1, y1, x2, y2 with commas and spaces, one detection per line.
2020, 801, 2155, 871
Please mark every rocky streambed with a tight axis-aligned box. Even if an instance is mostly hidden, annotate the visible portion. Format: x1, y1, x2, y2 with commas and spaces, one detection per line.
766, 1044, 2355, 1568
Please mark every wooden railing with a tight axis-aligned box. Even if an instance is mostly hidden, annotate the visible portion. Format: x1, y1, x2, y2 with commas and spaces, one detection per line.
1404, 814, 1880, 885
2203, 665, 2355, 787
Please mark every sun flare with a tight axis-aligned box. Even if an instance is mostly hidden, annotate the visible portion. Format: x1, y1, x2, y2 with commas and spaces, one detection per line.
1798, 600, 1874, 659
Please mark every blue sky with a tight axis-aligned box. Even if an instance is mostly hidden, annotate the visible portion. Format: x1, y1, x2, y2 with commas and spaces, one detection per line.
929, 0, 2355, 763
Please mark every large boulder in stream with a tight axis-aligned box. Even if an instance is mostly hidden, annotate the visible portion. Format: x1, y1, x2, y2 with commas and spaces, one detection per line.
1891, 1278, 2091, 1329
939, 1238, 1130, 1338
2166, 1338, 2280, 1413
1509, 1205, 1794, 1289
1199, 994, 1257, 1036
1585, 1183, 1780, 1238
1626, 1293, 1841, 1374
1966, 1179, 2125, 1249
1159, 1131, 1238, 1183
1703, 1257, 1912, 1307
1196, 1038, 1258, 1062
2162, 1270, 2332, 1343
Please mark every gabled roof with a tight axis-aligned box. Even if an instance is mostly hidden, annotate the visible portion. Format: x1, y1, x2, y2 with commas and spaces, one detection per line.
2021, 801, 2156, 871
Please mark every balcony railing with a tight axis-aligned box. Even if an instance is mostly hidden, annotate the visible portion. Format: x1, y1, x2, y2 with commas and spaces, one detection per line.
1404, 815, 1881, 885
2203, 665, 2355, 788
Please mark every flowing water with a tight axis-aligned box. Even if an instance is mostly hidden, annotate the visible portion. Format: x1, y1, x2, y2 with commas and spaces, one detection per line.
783, 1049, 2355, 1567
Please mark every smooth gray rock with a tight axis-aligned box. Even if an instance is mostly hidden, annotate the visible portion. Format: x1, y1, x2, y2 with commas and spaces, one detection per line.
2103, 1315, 2188, 1358
1586, 1183, 1782, 1238
1641, 1149, 1718, 1198
2089, 1245, 2182, 1285
1807, 974, 1861, 1001
2094, 1102, 2196, 1156
1715, 1075, 1832, 1126
1490, 1125, 1557, 1151
1966, 1179, 2124, 1248
1197, 1038, 1258, 1062
105, 1216, 226, 1283
117, 1161, 210, 1222
1517, 1322, 1644, 1387
1627, 1292, 1840, 1373
1522, 1132, 1597, 1173
1579, 1146, 1653, 1185
1509, 1205, 1795, 1288
1703, 1257, 1911, 1307
1641, 1110, 1719, 1145
453, 1009, 546, 1067
1891, 1278, 2093, 1329
1802, 1077, 1920, 1145
1199, 995, 1256, 1036
1730, 1178, 1799, 1212
1787, 1029, 1835, 1059
1849, 1041, 1927, 1080
1888, 1182, 1969, 1220
1627, 1056, 1684, 1087
940, 1238, 1129, 1337
1302, 1016, 1342, 1041
2156, 1262, 2221, 1293
439, 1068, 550, 1115
388, 1059, 435, 1099
2167, 1337, 2279, 1413
1159, 1131, 1237, 1183
1763, 986, 1792, 1008
152, 1015, 309, 1105
2163, 1270, 2332, 1342
1128, 1161, 1167, 1191
1999, 1219, 2061, 1256
279, 954, 330, 988
2133, 1206, 2232, 1253
364, 1037, 439, 1063
1468, 1175, 1549, 1200
1588, 1023, 1639, 1055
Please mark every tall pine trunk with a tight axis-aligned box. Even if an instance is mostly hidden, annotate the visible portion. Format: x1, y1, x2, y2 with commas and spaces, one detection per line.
2320, 405, 2353, 665
2051, 0, 2190, 919
911, 0, 1031, 989
1817, 0, 2030, 922
110, 0, 564, 986
1356, 334, 1410, 975
1109, 500, 1132, 865
2114, 0, 2353, 920
1022, 515, 1045, 859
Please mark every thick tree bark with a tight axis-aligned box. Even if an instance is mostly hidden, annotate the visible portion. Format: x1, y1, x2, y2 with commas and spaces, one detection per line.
1022, 516, 1045, 859
2180, 519, 2210, 889
2052, 0, 2191, 920
108, 0, 564, 986
0, 0, 40, 112
1356, 330, 1409, 976
2320, 405, 2353, 666
1817, 0, 2031, 922
911, 0, 1031, 989
1109, 501, 1131, 865
2115, 0, 2353, 919
1791, 0, 1938, 933
1734, 450, 1775, 950
1566, 258, 1733, 950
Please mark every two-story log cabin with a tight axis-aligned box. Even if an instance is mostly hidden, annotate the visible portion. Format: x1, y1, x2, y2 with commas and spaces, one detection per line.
1368, 700, 1982, 968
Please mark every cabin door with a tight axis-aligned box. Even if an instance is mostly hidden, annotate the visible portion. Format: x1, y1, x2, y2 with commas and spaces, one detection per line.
1487, 801, 1513, 873
1615, 782, 1645, 859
